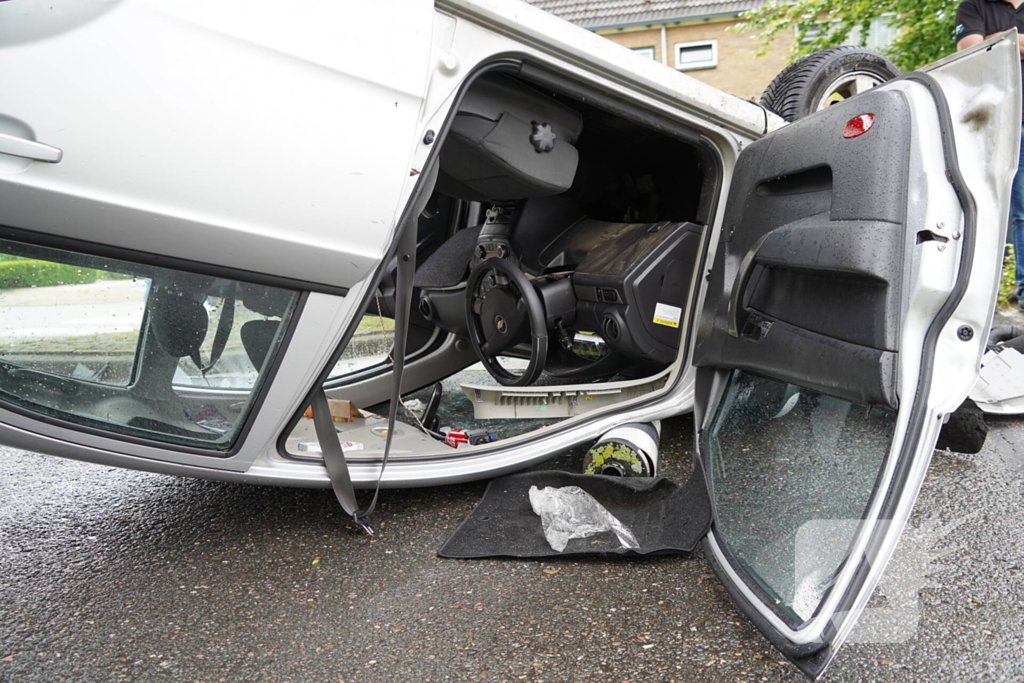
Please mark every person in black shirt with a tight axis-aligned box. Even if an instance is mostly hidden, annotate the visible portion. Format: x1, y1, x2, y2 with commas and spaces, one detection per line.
956, 0, 1024, 307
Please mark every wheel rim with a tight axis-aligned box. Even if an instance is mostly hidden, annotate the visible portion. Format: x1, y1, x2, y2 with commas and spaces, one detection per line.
812, 70, 886, 112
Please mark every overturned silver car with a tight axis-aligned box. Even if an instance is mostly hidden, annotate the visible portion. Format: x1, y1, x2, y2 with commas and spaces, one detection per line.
0, 0, 1019, 676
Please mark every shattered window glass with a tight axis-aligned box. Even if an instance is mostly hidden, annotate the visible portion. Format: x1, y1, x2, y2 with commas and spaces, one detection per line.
707, 371, 896, 623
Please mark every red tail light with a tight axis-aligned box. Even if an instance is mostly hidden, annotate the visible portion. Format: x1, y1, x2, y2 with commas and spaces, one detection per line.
843, 114, 875, 139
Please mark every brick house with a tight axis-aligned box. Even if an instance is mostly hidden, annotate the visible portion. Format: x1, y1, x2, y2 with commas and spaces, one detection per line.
524, 0, 793, 101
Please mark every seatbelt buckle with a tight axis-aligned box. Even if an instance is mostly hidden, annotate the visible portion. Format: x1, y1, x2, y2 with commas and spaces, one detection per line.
353, 511, 375, 537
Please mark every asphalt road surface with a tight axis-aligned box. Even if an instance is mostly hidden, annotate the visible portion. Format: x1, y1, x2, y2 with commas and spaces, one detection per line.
1, 412, 1022, 683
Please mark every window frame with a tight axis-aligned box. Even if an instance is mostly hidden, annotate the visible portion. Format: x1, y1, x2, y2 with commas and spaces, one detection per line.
674, 39, 718, 71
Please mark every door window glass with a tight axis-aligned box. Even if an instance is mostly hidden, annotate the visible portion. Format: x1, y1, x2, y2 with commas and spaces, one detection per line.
171, 287, 286, 390
707, 371, 896, 623
330, 314, 394, 377
0, 238, 299, 450
0, 253, 146, 385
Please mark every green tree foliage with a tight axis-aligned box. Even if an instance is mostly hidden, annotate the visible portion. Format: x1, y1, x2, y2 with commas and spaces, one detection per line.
736, 0, 959, 72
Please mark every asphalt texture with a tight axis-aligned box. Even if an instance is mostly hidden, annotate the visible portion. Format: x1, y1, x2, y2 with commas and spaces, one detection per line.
2, 409, 1023, 683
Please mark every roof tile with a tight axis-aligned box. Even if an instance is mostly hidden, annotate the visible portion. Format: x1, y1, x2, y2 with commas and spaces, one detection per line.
523, 0, 763, 28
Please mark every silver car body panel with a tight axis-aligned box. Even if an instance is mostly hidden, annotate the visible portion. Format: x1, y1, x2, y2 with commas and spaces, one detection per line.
0, 0, 435, 291
0, 0, 755, 486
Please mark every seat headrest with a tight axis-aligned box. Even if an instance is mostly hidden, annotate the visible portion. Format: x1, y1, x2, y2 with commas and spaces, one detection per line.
148, 281, 209, 359
239, 283, 294, 318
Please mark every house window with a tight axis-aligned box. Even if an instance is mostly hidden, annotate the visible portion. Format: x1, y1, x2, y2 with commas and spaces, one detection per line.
631, 46, 656, 59
845, 14, 898, 51
674, 40, 717, 71
800, 14, 897, 51
798, 23, 823, 45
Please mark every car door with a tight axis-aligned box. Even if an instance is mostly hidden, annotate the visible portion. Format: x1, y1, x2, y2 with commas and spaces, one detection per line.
0, 0, 434, 475
691, 36, 1019, 678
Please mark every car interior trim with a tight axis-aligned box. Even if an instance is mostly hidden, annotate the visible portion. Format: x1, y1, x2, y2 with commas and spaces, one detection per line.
276, 56, 725, 465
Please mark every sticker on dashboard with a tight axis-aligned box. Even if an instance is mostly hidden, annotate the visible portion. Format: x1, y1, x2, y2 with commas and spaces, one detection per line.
653, 302, 682, 328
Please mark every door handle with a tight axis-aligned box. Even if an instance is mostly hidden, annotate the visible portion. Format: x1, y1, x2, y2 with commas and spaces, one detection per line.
727, 232, 770, 337
0, 132, 62, 163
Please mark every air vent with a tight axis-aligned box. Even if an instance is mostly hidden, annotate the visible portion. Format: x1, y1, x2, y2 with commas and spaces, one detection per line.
602, 316, 621, 342
419, 295, 434, 321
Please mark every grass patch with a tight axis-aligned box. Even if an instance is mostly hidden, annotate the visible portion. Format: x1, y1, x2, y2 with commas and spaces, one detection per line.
998, 245, 1017, 310
0, 257, 133, 289
355, 315, 395, 333
2, 330, 141, 355
0, 259, 101, 289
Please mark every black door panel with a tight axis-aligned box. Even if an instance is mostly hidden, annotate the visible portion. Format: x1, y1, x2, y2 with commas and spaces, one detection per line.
695, 89, 911, 409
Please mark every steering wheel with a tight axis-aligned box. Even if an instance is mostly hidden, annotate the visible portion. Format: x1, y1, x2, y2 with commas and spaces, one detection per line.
465, 257, 548, 386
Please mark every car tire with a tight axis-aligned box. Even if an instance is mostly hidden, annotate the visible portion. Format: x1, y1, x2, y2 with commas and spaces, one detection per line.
935, 398, 989, 455
760, 46, 901, 122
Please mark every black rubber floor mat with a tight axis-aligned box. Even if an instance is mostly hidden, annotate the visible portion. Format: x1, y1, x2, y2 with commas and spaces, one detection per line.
413, 226, 482, 288
438, 470, 711, 558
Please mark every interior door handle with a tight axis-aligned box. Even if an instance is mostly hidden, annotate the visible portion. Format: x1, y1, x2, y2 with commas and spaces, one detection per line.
727, 232, 770, 337
0, 132, 62, 163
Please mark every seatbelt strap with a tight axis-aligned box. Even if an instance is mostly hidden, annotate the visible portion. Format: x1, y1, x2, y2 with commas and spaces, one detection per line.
314, 206, 419, 536
311, 387, 372, 533
202, 282, 236, 375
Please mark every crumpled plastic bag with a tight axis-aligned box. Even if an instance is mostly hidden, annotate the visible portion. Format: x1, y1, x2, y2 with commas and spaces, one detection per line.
528, 485, 639, 553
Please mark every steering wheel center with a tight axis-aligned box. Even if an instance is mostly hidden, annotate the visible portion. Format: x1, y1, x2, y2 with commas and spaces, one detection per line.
466, 258, 549, 386
480, 286, 528, 350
